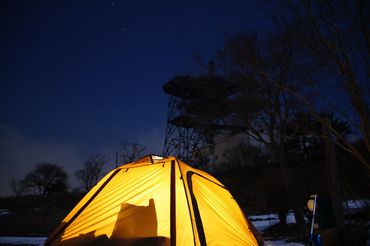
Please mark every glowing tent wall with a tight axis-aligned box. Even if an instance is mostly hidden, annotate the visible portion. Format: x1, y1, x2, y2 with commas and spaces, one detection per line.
46, 156, 260, 246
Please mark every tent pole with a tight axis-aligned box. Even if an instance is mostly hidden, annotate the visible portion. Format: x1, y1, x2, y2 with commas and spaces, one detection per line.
170, 160, 176, 246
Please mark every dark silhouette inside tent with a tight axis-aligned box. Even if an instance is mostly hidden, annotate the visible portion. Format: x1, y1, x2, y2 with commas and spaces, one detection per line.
111, 198, 158, 238
55, 198, 170, 246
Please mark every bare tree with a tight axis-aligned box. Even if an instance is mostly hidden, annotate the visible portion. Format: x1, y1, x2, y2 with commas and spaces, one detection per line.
221, 29, 318, 234
261, 1, 370, 243
23, 163, 69, 196
9, 178, 27, 197
267, 0, 370, 172
119, 143, 146, 163
75, 154, 107, 192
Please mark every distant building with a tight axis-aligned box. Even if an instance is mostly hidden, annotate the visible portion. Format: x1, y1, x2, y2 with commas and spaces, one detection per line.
192, 131, 253, 171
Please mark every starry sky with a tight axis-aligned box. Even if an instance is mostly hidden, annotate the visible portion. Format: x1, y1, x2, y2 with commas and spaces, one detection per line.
0, 0, 271, 196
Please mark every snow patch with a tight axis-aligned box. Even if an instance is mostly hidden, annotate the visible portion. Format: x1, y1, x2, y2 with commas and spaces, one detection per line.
0, 237, 46, 245
251, 219, 280, 231
249, 213, 279, 221
343, 199, 370, 209
264, 239, 304, 246
0, 209, 9, 215
249, 211, 296, 231
343, 199, 370, 215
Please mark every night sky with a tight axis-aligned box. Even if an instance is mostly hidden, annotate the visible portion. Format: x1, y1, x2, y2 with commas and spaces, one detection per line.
0, 0, 270, 196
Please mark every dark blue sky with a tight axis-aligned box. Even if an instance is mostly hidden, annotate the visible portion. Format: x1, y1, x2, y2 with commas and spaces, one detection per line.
0, 0, 270, 195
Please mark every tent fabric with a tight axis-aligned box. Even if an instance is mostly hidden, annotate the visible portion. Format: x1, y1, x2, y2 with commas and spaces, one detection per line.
46, 156, 261, 246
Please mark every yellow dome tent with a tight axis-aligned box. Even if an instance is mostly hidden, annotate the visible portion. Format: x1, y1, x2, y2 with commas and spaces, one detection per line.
46, 156, 262, 246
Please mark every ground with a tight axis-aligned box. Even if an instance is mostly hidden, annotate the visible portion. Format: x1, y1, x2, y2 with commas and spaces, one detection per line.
0, 212, 302, 246
0, 202, 369, 245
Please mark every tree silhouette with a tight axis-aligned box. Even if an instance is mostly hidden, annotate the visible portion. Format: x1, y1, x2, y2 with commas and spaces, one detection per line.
261, 1, 370, 243
23, 163, 69, 196
267, 0, 370, 172
119, 143, 146, 163
286, 112, 352, 161
76, 154, 107, 192
217, 29, 319, 236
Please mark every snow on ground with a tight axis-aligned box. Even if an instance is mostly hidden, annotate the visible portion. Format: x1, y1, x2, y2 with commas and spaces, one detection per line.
0, 209, 9, 216
251, 219, 280, 232
0, 237, 46, 245
343, 199, 370, 215
344, 199, 370, 209
248, 211, 296, 232
249, 213, 279, 231
0, 237, 304, 246
248, 212, 304, 245
264, 239, 304, 246
249, 213, 279, 221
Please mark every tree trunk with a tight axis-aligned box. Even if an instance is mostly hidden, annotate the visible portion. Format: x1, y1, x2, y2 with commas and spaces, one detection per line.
276, 145, 306, 239
323, 119, 352, 245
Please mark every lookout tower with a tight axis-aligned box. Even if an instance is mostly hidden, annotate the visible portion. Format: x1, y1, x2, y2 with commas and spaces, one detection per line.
162, 62, 235, 164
